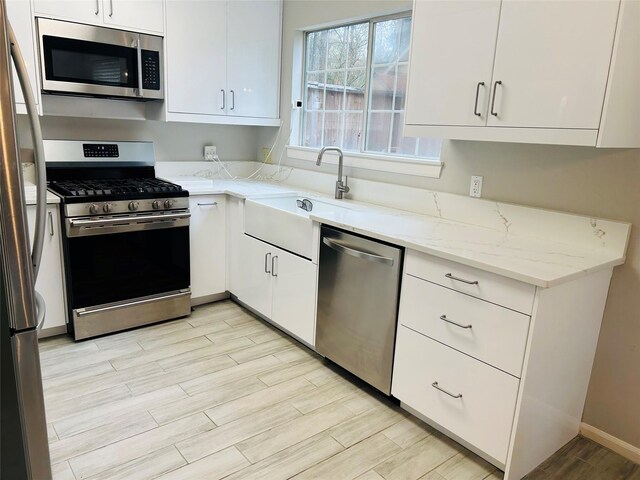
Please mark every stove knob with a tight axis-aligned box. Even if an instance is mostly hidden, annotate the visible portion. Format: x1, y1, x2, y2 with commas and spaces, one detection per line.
89, 204, 99, 214
164, 199, 174, 209
128, 201, 139, 211
152, 200, 160, 210
102, 203, 113, 213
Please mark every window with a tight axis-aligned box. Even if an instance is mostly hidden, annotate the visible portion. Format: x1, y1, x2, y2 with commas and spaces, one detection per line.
302, 15, 441, 160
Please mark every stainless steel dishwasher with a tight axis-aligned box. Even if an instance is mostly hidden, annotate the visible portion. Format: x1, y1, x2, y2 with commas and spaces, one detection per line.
316, 225, 403, 395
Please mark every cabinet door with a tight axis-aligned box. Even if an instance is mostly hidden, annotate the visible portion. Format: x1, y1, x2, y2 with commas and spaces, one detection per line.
27, 205, 68, 333
271, 247, 317, 346
103, 0, 164, 33
405, 0, 501, 127
189, 196, 226, 301
487, 0, 619, 129
235, 235, 272, 318
32, 0, 103, 26
165, 0, 227, 116
7, 0, 39, 108
226, 0, 281, 118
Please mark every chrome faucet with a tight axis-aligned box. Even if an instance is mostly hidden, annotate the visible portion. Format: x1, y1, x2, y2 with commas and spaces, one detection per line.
316, 146, 350, 199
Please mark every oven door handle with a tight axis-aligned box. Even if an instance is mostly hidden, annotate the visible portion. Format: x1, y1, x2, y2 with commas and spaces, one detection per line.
69, 212, 191, 228
76, 290, 190, 317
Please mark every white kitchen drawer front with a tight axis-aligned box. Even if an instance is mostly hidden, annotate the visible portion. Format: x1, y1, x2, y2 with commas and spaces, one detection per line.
399, 274, 530, 377
404, 250, 535, 314
392, 326, 520, 464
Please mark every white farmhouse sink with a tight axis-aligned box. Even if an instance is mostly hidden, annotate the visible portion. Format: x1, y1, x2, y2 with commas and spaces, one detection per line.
244, 194, 346, 259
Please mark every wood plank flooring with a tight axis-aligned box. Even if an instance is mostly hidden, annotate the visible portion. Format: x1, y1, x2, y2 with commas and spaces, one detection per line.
40, 300, 638, 480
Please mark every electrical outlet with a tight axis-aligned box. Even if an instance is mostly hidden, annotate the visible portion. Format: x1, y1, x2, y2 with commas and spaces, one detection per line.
470, 175, 483, 198
262, 147, 273, 164
204, 145, 217, 161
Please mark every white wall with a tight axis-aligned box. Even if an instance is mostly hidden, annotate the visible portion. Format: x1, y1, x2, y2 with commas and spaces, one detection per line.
17, 116, 260, 162
278, 0, 640, 449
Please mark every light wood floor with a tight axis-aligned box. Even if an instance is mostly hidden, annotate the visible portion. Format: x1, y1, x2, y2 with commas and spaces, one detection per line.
39, 300, 638, 480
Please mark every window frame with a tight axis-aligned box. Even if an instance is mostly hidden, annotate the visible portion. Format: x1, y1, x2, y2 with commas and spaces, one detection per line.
298, 12, 443, 172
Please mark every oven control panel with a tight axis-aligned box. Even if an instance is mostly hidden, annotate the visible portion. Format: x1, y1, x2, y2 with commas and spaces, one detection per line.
83, 144, 119, 158
65, 197, 190, 217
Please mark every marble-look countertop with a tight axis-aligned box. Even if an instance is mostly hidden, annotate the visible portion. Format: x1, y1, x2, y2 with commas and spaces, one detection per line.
164, 175, 631, 289
24, 181, 61, 205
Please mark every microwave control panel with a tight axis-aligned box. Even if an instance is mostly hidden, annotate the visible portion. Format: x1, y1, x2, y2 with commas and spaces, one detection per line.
142, 50, 161, 91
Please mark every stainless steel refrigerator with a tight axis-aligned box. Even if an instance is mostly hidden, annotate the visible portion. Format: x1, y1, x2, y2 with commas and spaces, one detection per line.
1, 0, 52, 477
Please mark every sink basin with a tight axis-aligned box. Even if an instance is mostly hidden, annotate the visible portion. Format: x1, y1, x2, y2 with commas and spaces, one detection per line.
244, 194, 348, 259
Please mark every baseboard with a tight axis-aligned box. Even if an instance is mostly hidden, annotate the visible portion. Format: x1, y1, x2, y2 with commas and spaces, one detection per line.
191, 291, 230, 307
580, 423, 640, 464
38, 325, 68, 338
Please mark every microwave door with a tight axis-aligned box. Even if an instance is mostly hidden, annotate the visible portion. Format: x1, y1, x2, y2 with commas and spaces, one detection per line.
37, 18, 140, 98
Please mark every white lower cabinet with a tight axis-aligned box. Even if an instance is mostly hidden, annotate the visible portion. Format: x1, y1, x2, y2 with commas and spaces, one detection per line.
236, 234, 273, 318
26, 204, 67, 335
189, 195, 226, 303
393, 326, 520, 465
236, 234, 317, 346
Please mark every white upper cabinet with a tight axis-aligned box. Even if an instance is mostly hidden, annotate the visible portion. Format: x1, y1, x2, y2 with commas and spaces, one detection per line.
33, 0, 164, 33
226, 0, 281, 119
103, 0, 164, 34
405, 0, 501, 127
33, 0, 103, 26
405, 0, 638, 147
166, 0, 227, 116
487, 0, 619, 129
7, 0, 39, 109
161, 0, 281, 125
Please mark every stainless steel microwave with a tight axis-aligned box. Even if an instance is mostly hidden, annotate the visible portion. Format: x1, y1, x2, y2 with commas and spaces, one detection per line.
37, 18, 163, 100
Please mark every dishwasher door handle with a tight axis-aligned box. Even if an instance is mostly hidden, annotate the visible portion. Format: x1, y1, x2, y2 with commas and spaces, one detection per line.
323, 237, 395, 266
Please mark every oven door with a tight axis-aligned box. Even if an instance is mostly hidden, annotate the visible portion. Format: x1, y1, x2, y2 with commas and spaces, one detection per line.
37, 18, 163, 100
65, 212, 190, 310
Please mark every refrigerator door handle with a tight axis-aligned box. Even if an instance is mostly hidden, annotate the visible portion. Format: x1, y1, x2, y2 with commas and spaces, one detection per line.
0, 8, 37, 332
8, 22, 47, 280
35, 291, 46, 331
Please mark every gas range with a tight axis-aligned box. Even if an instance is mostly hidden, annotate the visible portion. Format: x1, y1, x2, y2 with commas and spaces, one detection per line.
44, 140, 192, 341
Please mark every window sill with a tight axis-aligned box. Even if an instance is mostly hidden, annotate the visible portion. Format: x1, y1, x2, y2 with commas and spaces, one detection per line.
286, 146, 443, 179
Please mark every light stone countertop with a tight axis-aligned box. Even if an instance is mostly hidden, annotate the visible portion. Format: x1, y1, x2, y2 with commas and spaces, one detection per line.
24, 180, 61, 205
163, 175, 632, 289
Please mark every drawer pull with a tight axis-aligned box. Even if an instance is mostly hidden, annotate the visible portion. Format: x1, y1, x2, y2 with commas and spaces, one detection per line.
432, 381, 462, 399
197, 202, 218, 206
440, 315, 472, 329
445, 273, 479, 285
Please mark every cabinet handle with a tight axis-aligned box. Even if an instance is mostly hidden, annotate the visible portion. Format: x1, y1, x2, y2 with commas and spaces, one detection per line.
48, 211, 54, 236
221, 89, 225, 110
109, 0, 113, 16
445, 273, 479, 285
230, 90, 235, 110
473, 82, 484, 117
432, 381, 462, 399
271, 255, 278, 277
490, 80, 502, 117
197, 202, 218, 206
95, 0, 99, 15
440, 314, 472, 329
264, 252, 271, 274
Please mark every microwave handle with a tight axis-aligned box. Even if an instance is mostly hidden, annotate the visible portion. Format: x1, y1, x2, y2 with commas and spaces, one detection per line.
136, 36, 143, 98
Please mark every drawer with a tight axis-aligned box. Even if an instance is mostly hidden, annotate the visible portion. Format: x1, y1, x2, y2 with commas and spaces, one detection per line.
399, 274, 530, 377
404, 250, 536, 314
392, 326, 519, 464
